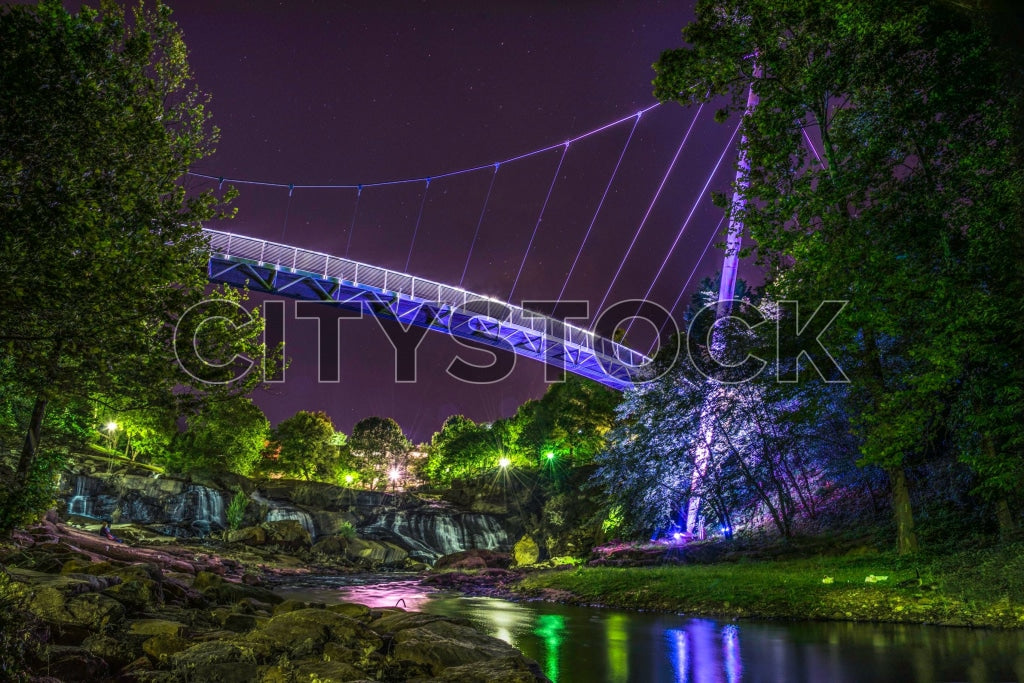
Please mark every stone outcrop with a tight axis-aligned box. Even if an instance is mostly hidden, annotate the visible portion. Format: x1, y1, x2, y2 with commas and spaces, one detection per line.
1, 518, 550, 682
58, 461, 515, 566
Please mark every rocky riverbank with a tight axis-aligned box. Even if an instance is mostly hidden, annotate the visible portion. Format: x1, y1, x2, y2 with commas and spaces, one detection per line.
0, 517, 549, 682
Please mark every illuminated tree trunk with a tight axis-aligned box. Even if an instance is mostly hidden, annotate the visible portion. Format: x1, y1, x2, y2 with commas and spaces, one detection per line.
15, 396, 48, 484
888, 466, 918, 555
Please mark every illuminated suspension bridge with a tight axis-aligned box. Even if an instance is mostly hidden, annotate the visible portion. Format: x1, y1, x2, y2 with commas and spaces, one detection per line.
193, 96, 805, 390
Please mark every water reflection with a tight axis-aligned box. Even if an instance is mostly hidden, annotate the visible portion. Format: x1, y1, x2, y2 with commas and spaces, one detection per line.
534, 614, 564, 683
276, 576, 1024, 683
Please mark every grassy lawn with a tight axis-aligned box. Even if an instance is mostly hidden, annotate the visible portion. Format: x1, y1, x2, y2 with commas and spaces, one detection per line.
513, 542, 1024, 628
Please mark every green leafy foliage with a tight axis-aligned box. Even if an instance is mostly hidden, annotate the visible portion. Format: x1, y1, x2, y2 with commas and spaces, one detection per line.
349, 416, 411, 487
226, 490, 249, 531
270, 410, 342, 482
170, 396, 269, 476
651, 0, 1024, 551
0, 0, 269, 529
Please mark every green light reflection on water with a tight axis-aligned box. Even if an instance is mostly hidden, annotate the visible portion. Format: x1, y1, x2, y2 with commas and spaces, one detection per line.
533, 613, 566, 683
606, 613, 629, 682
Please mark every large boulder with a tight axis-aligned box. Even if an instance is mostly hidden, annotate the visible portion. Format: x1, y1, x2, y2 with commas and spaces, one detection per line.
171, 641, 260, 683
344, 537, 409, 566
8, 569, 126, 635
249, 608, 383, 662
224, 525, 266, 545
390, 618, 536, 676
261, 519, 311, 548
434, 549, 513, 570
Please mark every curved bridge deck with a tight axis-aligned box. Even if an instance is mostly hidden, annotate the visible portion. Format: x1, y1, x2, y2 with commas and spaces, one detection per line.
203, 229, 650, 389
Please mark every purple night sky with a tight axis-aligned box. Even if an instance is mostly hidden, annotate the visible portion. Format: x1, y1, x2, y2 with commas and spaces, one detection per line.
166, 0, 741, 441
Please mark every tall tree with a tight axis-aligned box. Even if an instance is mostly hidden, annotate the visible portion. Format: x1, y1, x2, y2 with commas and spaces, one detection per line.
174, 397, 270, 476
350, 416, 411, 487
0, 0, 264, 528
271, 410, 338, 481
653, 0, 1023, 552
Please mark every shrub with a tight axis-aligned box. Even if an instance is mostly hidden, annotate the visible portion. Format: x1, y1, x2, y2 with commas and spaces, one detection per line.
226, 489, 249, 531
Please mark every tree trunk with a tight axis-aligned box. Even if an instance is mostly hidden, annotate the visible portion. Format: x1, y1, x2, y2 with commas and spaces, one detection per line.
15, 396, 49, 485
888, 466, 918, 554
996, 498, 1016, 539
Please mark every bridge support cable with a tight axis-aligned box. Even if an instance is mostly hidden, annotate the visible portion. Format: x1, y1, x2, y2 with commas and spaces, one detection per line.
344, 185, 363, 258
653, 213, 726, 353
508, 142, 570, 303
623, 119, 742, 338
556, 112, 642, 304
404, 177, 431, 272
185, 103, 661, 193
459, 163, 500, 288
592, 103, 705, 322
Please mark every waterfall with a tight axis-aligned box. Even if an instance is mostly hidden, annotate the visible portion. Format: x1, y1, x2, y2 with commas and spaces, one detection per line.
361, 510, 510, 562
194, 485, 225, 528
67, 476, 92, 517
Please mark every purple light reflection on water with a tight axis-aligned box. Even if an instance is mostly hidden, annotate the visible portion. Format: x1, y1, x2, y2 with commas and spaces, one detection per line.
276, 576, 446, 612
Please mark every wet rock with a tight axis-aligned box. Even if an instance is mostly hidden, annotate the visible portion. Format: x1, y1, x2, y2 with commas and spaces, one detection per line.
142, 633, 192, 661
261, 519, 311, 548
102, 575, 162, 612
171, 641, 259, 679
513, 536, 540, 566
81, 633, 136, 671
326, 601, 372, 621
128, 618, 187, 638
13, 574, 126, 634
194, 571, 283, 606
434, 549, 513, 570
310, 534, 350, 555
272, 598, 314, 615
392, 618, 534, 676
249, 608, 383, 661
162, 576, 206, 607
421, 655, 550, 682
344, 537, 409, 566
224, 525, 266, 545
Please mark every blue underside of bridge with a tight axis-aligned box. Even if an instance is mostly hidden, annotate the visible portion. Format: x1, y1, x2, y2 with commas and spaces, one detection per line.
205, 241, 649, 389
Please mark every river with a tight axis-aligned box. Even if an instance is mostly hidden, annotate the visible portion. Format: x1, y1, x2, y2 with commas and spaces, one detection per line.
276, 575, 1024, 683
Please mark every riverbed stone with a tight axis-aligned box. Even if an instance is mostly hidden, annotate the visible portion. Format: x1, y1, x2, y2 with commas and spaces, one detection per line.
391, 618, 531, 675
418, 655, 549, 682
129, 618, 187, 637
326, 601, 372, 621
142, 633, 192, 661
225, 525, 267, 545
249, 608, 383, 660
261, 519, 312, 548
171, 640, 258, 676
344, 537, 409, 566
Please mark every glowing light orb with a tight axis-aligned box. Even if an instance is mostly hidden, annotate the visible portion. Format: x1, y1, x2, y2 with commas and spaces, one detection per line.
344, 474, 354, 484
388, 468, 401, 481
498, 457, 511, 468
105, 421, 118, 432
545, 452, 554, 459
672, 532, 683, 541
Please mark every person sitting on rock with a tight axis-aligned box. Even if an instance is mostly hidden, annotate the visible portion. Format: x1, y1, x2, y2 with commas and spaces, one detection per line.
100, 522, 123, 544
